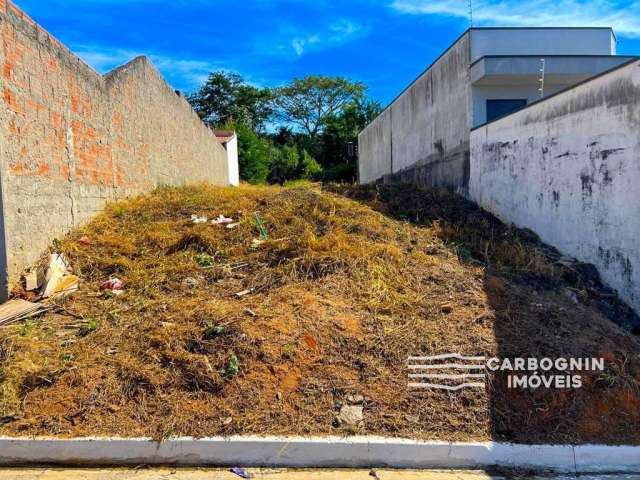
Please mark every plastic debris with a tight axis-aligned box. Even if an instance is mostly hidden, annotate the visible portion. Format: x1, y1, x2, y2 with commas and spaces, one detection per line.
25, 268, 45, 292
235, 288, 255, 298
41, 254, 79, 299
230, 467, 253, 478
100, 278, 125, 295
226, 222, 240, 229
0, 299, 48, 327
212, 214, 234, 225
191, 215, 208, 224
254, 213, 269, 240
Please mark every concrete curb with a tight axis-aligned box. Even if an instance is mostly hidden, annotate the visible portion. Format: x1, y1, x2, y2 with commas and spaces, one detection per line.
1, 436, 639, 473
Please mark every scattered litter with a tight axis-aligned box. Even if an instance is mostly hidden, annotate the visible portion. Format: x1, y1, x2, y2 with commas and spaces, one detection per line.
226, 222, 240, 229
24, 268, 44, 292
106, 347, 119, 355
100, 277, 125, 295
0, 299, 48, 327
41, 254, 79, 299
254, 214, 269, 240
244, 308, 256, 317
227, 262, 249, 272
235, 288, 255, 298
212, 214, 234, 225
230, 467, 253, 479
191, 215, 208, 224
182, 277, 199, 289
221, 416, 233, 426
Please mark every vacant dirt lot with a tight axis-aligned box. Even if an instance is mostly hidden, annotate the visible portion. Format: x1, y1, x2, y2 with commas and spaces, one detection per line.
1, 183, 639, 443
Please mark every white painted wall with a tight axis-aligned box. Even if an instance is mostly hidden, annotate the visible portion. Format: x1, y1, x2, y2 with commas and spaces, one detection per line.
470, 60, 640, 313
470, 28, 616, 62
226, 134, 239, 187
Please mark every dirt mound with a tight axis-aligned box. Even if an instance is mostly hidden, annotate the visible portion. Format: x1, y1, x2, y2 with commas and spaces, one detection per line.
0, 183, 638, 443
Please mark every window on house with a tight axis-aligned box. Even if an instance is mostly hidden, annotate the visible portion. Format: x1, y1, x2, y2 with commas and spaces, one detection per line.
486, 99, 527, 123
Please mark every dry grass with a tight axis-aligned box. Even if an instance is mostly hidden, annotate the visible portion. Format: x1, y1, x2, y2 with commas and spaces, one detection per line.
0, 182, 639, 443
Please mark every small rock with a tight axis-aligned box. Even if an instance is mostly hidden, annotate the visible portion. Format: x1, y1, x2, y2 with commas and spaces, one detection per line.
336, 404, 364, 427
221, 416, 233, 426
563, 288, 579, 304
441, 303, 454, 314
182, 277, 199, 289
556, 255, 576, 267
346, 394, 365, 405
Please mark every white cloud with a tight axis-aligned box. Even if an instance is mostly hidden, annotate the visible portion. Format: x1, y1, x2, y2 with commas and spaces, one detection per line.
73, 46, 220, 88
269, 18, 367, 58
390, 0, 640, 38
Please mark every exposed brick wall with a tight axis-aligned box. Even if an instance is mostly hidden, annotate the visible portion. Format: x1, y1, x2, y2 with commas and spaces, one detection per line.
0, 1, 230, 296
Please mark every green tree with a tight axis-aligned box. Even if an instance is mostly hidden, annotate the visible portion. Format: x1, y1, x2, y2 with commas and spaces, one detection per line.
268, 145, 300, 185
299, 150, 322, 179
318, 98, 382, 181
235, 123, 271, 184
273, 75, 365, 138
188, 71, 273, 131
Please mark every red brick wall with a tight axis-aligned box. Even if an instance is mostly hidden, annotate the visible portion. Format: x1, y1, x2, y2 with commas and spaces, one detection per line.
0, 1, 230, 295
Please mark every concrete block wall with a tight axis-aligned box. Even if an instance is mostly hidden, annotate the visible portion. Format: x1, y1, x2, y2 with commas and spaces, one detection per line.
0, 0, 231, 297
358, 32, 471, 193
470, 59, 640, 313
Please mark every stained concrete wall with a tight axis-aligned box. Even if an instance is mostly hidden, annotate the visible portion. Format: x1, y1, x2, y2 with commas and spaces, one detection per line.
358, 32, 471, 193
470, 59, 640, 313
0, 0, 231, 296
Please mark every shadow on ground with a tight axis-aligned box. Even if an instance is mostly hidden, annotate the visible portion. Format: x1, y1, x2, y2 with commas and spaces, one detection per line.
329, 183, 640, 444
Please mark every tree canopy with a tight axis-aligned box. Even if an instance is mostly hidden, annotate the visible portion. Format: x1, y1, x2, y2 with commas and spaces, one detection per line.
272, 75, 366, 137
187, 71, 378, 184
188, 72, 273, 131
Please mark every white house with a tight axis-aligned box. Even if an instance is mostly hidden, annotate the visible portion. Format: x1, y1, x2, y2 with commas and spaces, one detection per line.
358, 27, 637, 189
214, 130, 240, 187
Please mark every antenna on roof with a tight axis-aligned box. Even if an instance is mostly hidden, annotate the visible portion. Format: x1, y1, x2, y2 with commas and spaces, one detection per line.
538, 58, 546, 98
468, 0, 474, 27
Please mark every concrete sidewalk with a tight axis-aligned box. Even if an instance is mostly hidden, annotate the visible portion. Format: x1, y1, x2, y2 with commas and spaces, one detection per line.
0, 470, 639, 480
0, 469, 503, 480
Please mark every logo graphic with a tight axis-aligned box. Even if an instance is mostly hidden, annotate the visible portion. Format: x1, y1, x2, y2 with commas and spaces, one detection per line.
408, 353, 605, 391
407, 353, 487, 391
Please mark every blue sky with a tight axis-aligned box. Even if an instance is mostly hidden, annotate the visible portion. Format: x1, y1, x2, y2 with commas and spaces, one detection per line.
16, 0, 640, 105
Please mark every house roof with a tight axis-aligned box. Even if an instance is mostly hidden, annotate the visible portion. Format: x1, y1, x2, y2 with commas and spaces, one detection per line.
214, 130, 236, 144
